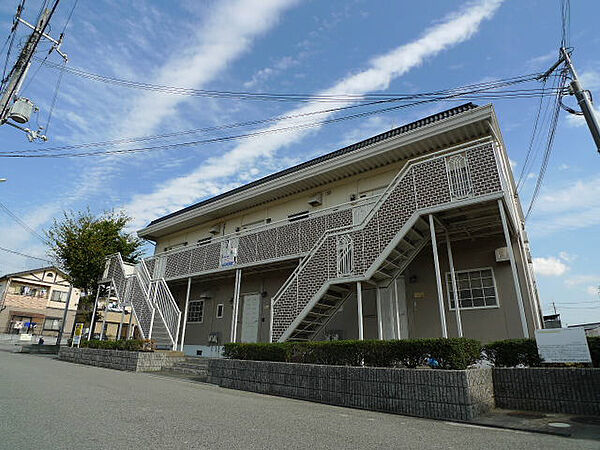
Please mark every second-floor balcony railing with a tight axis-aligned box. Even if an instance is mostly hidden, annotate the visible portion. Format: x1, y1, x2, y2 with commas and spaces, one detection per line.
144, 138, 506, 282
144, 196, 380, 281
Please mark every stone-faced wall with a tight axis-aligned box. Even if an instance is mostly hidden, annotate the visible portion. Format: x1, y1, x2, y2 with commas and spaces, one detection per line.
493, 368, 600, 416
208, 359, 494, 421
58, 347, 184, 372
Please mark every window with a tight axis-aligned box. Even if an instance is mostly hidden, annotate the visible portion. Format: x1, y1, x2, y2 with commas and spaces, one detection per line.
188, 300, 204, 323
446, 153, 473, 200
51, 290, 68, 302
46, 273, 54, 279
288, 211, 309, 222
216, 303, 224, 319
165, 242, 188, 252
197, 236, 212, 246
446, 268, 498, 310
43, 317, 62, 331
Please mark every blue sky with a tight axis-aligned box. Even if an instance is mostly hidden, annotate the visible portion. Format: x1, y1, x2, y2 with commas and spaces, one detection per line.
0, 0, 599, 325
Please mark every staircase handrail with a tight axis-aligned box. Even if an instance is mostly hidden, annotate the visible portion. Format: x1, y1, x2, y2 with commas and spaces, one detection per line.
150, 278, 181, 348
272, 138, 495, 307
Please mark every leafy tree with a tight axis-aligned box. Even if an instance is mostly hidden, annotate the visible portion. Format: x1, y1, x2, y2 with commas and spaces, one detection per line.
46, 209, 143, 297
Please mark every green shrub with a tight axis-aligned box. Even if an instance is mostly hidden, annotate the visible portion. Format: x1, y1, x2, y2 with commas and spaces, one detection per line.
484, 337, 600, 367
224, 338, 481, 370
588, 336, 600, 368
79, 339, 155, 352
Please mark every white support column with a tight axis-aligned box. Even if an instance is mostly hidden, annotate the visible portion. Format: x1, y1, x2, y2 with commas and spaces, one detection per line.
268, 298, 274, 343
117, 309, 125, 340
127, 306, 134, 339
393, 278, 402, 339
498, 200, 530, 338
230, 269, 242, 342
87, 288, 101, 340
356, 281, 364, 340
179, 277, 192, 352
100, 285, 109, 340
376, 287, 383, 340
429, 214, 448, 338
445, 232, 463, 338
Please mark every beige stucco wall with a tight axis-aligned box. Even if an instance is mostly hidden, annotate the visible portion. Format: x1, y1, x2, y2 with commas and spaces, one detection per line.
154, 162, 406, 253
172, 267, 295, 347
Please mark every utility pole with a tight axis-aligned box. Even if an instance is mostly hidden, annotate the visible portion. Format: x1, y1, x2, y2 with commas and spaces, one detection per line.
56, 285, 73, 346
0, 1, 66, 141
541, 48, 600, 153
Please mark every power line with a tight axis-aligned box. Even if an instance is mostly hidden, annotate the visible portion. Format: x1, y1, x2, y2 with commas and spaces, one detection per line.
0, 244, 51, 262
0, 75, 560, 158
0, 200, 47, 243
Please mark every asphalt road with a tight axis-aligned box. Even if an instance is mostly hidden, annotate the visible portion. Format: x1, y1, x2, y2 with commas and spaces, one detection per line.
0, 351, 597, 450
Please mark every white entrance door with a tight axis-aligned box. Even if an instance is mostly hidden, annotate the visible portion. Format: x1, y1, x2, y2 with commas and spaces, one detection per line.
395, 277, 409, 339
240, 294, 261, 343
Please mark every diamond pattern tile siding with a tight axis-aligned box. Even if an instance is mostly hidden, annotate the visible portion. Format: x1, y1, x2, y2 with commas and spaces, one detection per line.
414, 158, 451, 209
237, 234, 258, 265
144, 258, 156, 278
271, 143, 505, 341
467, 143, 501, 196
165, 249, 191, 279
204, 243, 220, 270
189, 245, 207, 274
256, 228, 278, 261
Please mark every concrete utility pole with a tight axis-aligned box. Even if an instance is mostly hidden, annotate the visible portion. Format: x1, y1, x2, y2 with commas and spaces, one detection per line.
560, 48, 600, 153
0, 1, 66, 141
56, 285, 73, 346
541, 48, 600, 153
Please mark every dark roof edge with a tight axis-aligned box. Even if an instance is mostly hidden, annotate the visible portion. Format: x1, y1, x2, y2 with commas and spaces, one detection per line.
147, 102, 478, 227
0, 265, 68, 281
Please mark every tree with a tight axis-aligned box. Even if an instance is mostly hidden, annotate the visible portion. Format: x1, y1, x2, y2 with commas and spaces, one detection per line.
46, 209, 143, 297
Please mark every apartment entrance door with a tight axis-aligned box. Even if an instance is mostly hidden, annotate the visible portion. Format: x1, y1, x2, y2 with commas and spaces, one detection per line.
240, 293, 261, 343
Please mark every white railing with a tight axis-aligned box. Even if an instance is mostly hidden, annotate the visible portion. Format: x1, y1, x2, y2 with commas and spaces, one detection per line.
150, 279, 181, 349
336, 234, 354, 277
271, 140, 500, 341
144, 195, 380, 280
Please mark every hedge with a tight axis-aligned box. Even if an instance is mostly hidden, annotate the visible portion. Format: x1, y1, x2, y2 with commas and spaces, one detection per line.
79, 339, 155, 352
224, 338, 482, 370
483, 336, 600, 368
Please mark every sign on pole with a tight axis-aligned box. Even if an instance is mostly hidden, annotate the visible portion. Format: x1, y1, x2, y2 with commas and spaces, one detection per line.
535, 328, 592, 364
72, 322, 84, 347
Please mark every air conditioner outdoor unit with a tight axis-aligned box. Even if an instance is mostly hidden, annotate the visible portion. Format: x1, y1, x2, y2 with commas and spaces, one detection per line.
495, 247, 510, 262
308, 193, 323, 207
209, 224, 222, 235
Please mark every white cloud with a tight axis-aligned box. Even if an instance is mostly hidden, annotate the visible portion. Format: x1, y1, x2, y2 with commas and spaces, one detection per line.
529, 176, 600, 235
244, 55, 299, 88
526, 50, 556, 69
124, 0, 505, 229
112, 0, 299, 139
558, 251, 576, 262
566, 274, 600, 286
533, 256, 569, 276
586, 285, 599, 297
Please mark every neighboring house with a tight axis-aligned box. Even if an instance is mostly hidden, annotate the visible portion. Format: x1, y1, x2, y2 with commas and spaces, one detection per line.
0, 266, 80, 339
89, 296, 137, 340
99, 103, 543, 354
568, 322, 600, 337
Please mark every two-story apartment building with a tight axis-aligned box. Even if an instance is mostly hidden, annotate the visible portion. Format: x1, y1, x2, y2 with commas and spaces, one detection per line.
0, 266, 80, 339
101, 103, 542, 354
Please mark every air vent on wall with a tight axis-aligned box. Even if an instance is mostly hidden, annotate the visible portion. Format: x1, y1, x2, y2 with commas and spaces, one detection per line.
308, 193, 323, 207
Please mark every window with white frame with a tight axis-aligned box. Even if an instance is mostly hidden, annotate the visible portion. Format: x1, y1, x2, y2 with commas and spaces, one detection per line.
51, 290, 68, 302
216, 303, 224, 319
187, 300, 204, 323
445, 268, 498, 310
446, 153, 473, 200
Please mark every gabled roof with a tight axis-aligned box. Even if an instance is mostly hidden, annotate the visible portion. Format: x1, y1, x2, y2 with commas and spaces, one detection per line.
0, 266, 68, 282
147, 102, 478, 228
139, 102, 499, 240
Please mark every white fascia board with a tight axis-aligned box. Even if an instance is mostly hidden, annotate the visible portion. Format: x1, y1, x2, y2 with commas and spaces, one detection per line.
138, 105, 495, 239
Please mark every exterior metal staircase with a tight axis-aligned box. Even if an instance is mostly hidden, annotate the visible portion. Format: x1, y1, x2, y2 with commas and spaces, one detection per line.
271, 142, 503, 342
101, 253, 181, 350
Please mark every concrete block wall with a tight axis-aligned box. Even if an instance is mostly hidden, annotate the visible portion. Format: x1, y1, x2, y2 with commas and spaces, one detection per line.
58, 347, 184, 372
493, 368, 600, 416
208, 359, 494, 421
